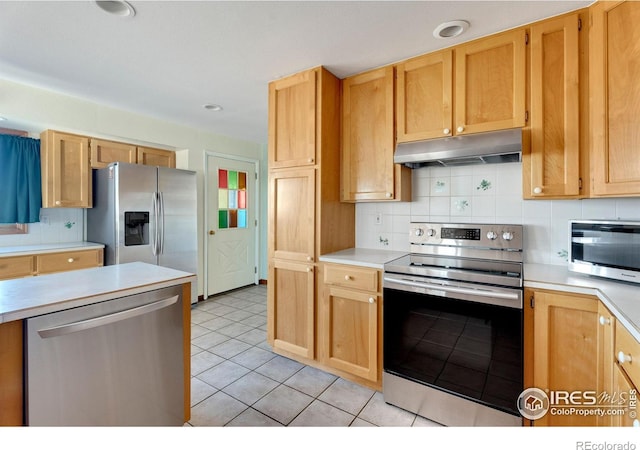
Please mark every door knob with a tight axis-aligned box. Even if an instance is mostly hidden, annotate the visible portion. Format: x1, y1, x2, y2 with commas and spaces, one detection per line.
209, 230, 215, 235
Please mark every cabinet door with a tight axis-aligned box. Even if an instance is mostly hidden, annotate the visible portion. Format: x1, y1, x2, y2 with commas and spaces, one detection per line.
396, 50, 453, 142
322, 286, 378, 381
455, 29, 527, 135
90, 138, 137, 168
40, 130, 92, 208
532, 291, 607, 426
342, 66, 409, 201
612, 364, 639, 427
267, 259, 315, 359
0, 320, 23, 426
268, 168, 315, 262
268, 69, 316, 169
590, 1, 640, 196
137, 147, 176, 168
526, 14, 581, 198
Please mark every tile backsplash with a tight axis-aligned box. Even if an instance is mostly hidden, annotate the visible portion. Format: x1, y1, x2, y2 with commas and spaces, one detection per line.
0, 208, 84, 247
356, 162, 640, 265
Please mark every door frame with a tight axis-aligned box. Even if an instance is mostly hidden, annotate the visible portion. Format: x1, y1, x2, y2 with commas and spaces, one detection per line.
203, 151, 260, 298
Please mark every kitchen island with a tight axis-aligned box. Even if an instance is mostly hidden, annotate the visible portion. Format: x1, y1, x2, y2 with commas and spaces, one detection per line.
0, 262, 196, 426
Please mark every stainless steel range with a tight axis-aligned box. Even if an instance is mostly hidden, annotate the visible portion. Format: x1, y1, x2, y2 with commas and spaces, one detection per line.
383, 222, 524, 427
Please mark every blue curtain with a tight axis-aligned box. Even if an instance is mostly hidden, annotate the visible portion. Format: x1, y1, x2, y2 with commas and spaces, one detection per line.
0, 134, 42, 223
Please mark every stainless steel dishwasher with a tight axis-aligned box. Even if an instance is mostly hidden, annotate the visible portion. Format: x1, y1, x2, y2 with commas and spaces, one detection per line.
26, 284, 184, 426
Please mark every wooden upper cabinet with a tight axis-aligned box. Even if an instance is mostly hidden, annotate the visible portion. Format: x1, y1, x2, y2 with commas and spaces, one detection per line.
396, 50, 453, 142
342, 66, 411, 202
590, 0, 640, 196
137, 146, 176, 168
90, 138, 137, 168
268, 69, 316, 169
40, 130, 92, 208
525, 13, 582, 198
455, 28, 527, 135
268, 168, 316, 263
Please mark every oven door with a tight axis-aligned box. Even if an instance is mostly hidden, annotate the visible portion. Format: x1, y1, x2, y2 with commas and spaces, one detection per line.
383, 276, 523, 424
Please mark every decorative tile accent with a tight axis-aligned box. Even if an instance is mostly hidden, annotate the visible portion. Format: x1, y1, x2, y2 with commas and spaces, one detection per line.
378, 236, 389, 246
454, 199, 469, 212
476, 179, 492, 191
557, 249, 568, 261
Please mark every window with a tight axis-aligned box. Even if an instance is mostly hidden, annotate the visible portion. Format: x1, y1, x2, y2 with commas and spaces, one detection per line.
217, 168, 248, 229
0, 128, 41, 233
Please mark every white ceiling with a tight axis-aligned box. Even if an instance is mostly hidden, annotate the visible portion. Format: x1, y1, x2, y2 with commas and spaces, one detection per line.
0, 0, 592, 144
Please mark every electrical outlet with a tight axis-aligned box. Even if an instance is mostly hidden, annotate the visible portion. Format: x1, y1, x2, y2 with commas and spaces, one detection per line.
375, 213, 383, 225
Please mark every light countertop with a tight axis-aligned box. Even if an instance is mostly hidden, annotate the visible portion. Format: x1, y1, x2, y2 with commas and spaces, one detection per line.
0, 242, 104, 257
525, 263, 640, 342
319, 248, 407, 269
0, 262, 196, 323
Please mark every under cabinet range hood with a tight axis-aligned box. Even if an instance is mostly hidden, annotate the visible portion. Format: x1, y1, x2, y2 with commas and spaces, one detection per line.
394, 128, 522, 168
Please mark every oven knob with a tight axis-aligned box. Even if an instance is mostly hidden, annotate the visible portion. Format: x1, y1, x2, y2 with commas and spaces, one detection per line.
426, 229, 436, 237
413, 228, 424, 237
486, 231, 497, 240
502, 231, 514, 241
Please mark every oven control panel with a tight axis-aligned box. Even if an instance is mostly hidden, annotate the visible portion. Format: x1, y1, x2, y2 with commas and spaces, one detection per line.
410, 222, 523, 250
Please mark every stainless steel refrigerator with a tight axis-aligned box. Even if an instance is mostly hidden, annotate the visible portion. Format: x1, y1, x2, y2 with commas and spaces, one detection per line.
87, 162, 197, 303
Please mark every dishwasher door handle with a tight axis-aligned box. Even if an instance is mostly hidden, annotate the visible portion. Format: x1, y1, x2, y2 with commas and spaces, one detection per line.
37, 295, 179, 339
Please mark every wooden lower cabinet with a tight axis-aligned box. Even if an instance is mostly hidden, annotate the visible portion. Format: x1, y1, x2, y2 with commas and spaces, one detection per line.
0, 320, 23, 426
526, 288, 614, 426
320, 263, 382, 388
267, 259, 315, 360
0, 256, 36, 280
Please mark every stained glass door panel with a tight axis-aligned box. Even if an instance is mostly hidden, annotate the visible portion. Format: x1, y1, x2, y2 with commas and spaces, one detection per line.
218, 168, 248, 230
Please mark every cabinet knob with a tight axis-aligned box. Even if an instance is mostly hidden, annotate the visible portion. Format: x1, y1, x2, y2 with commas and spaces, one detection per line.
344, 275, 351, 281
67, 258, 74, 263
306, 267, 312, 273
599, 316, 611, 326
618, 351, 632, 364
307, 256, 313, 262
385, 192, 392, 198
533, 187, 543, 194
369, 297, 375, 304
55, 200, 62, 206
457, 126, 465, 133
443, 128, 451, 135
308, 158, 314, 164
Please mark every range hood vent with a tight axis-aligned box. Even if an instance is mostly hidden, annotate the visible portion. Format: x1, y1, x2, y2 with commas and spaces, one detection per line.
394, 128, 522, 169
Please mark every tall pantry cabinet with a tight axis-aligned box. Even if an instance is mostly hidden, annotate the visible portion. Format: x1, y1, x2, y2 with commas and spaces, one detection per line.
267, 67, 355, 360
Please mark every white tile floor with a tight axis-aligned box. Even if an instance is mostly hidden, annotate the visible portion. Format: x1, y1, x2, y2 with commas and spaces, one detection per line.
186, 284, 442, 427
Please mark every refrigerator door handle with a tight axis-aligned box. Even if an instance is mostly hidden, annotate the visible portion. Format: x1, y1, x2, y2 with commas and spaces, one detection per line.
158, 191, 165, 255
151, 192, 159, 256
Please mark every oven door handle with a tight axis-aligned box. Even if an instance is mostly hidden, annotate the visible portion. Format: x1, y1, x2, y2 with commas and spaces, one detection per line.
383, 276, 521, 301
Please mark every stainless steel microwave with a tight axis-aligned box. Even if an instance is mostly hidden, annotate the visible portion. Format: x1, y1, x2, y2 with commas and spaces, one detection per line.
569, 220, 640, 284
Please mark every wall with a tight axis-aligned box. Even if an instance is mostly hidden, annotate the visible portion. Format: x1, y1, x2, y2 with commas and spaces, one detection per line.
356, 162, 640, 265
0, 79, 268, 296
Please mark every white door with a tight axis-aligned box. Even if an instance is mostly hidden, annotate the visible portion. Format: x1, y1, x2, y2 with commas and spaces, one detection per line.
206, 154, 258, 296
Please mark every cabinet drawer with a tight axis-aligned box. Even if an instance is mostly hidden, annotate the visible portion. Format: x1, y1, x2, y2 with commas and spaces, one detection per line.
615, 322, 640, 388
0, 256, 35, 280
37, 249, 103, 275
324, 264, 379, 292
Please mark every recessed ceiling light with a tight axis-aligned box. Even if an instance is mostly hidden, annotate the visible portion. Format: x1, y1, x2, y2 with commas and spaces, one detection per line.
95, 1, 136, 18
433, 20, 470, 39
203, 104, 223, 112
